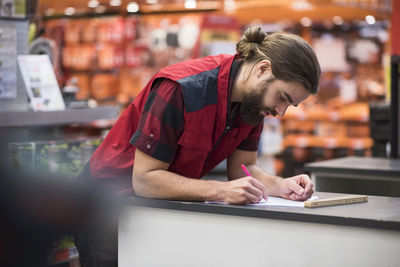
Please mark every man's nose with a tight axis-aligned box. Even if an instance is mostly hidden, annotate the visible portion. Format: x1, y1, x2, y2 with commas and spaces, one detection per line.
276, 104, 289, 117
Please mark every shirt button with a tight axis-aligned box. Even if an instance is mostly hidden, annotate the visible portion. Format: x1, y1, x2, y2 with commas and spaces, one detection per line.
150, 133, 154, 138
226, 126, 230, 130
146, 144, 151, 149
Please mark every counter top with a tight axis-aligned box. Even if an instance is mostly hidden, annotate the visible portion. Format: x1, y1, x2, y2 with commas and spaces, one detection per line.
0, 106, 120, 127
125, 192, 400, 231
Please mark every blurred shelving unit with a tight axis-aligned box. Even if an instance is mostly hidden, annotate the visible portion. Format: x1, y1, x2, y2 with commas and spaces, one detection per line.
0, 106, 119, 127
0, 106, 120, 149
280, 102, 373, 177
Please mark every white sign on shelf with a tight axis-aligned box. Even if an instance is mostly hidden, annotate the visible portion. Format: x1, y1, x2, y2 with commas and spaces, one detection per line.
17, 55, 65, 111
313, 36, 350, 72
0, 25, 17, 99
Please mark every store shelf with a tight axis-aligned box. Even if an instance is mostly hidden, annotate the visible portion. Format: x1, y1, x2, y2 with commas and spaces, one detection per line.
0, 106, 120, 128
283, 103, 369, 122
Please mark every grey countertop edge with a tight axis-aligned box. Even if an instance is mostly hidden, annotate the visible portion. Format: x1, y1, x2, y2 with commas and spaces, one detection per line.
304, 165, 400, 177
124, 195, 400, 232
0, 106, 120, 127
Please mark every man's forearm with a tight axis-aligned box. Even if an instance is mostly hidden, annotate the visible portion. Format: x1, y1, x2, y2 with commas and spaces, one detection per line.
133, 170, 223, 202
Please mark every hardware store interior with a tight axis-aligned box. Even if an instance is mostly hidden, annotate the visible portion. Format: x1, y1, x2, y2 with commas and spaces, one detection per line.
1, 0, 400, 266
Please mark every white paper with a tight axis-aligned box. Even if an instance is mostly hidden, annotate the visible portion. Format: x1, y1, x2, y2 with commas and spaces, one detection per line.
249, 196, 318, 207
17, 55, 65, 111
206, 195, 318, 208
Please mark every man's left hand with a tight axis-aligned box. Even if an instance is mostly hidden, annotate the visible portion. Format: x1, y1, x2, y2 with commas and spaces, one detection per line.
278, 174, 314, 201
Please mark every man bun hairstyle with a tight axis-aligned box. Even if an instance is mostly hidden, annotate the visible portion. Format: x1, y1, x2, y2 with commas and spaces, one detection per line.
236, 26, 321, 94
236, 26, 266, 58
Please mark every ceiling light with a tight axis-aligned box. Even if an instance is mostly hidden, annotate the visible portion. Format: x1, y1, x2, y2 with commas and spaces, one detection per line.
300, 17, 312, 27
291, 0, 314, 11
127, 2, 139, 13
88, 0, 100, 8
95, 5, 107, 13
365, 15, 376, 25
146, 0, 158, 4
110, 0, 122, 6
45, 8, 55, 16
64, 7, 76, 16
224, 0, 235, 12
184, 0, 196, 9
332, 16, 343, 25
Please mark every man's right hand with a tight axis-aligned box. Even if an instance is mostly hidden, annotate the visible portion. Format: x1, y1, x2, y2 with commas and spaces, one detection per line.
218, 177, 268, 205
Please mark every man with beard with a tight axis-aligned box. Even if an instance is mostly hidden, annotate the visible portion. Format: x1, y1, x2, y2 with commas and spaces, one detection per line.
76, 26, 321, 266
86, 26, 321, 203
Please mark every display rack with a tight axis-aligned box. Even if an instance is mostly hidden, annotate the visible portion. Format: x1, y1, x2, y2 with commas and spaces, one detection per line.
0, 106, 120, 153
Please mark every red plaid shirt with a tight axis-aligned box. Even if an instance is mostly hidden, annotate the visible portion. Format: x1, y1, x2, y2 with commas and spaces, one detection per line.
130, 59, 263, 163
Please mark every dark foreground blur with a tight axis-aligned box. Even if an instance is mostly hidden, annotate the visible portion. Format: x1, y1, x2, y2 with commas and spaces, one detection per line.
0, 156, 120, 267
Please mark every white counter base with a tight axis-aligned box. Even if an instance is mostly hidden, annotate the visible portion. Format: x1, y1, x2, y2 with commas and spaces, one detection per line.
119, 206, 400, 267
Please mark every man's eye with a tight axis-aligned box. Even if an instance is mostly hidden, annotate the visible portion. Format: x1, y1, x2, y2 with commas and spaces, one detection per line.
279, 94, 286, 101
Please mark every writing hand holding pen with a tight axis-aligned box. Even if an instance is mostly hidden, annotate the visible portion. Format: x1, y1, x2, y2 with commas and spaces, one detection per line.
241, 164, 268, 201
216, 164, 268, 204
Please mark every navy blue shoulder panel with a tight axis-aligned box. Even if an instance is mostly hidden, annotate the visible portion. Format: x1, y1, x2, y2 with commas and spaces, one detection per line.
177, 66, 220, 113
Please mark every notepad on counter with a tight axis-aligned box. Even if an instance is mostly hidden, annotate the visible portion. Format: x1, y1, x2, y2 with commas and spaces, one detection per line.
206, 196, 318, 207
250, 196, 318, 207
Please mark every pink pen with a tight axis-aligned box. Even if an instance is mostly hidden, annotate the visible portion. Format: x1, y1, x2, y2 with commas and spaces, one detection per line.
241, 164, 252, 177
241, 164, 267, 201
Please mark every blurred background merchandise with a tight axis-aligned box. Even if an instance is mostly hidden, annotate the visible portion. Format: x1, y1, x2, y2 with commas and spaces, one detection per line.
10, 137, 102, 178
1, 1, 398, 265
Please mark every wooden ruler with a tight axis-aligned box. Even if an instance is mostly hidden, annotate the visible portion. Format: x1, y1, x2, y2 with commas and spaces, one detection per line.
304, 195, 368, 208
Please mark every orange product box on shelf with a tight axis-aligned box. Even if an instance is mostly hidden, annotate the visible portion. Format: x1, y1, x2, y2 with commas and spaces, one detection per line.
284, 101, 342, 122
125, 17, 139, 41
348, 137, 373, 150
283, 134, 312, 149
91, 74, 119, 101
317, 121, 347, 137
119, 68, 142, 99
347, 123, 370, 137
339, 102, 369, 122
283, 133, 373, 157
62, 46, 73, 69
69, 74, 90, 100
64, 19, 83, 44
97, 44, 124, 70
125, 44, 149, 68
77, 44, 97, 70
62, 44, 96, 71
82, 18, 98, 43
283, 134, 349, 150
282, 120, 315, 135
97, 17, 125, 44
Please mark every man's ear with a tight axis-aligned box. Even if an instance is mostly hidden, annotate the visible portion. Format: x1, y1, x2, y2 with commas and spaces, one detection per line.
256, 60, 272, 77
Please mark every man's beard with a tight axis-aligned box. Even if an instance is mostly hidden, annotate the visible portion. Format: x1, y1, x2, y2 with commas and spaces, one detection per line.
240, 88, 267, 125
240, 80, 276, 125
